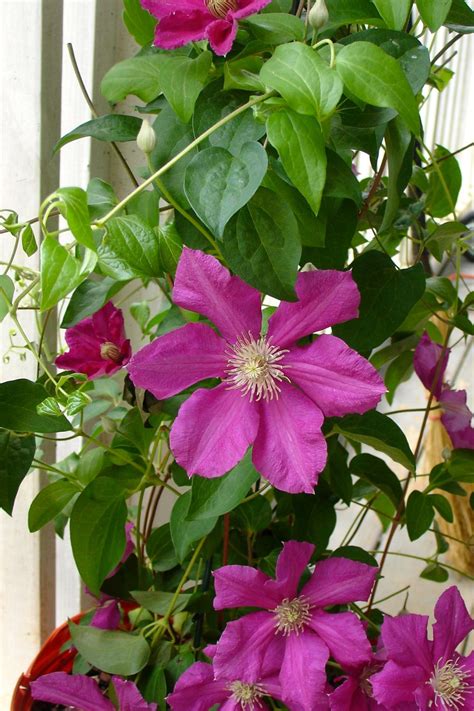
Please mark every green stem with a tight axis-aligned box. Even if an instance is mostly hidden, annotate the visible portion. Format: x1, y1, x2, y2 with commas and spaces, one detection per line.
95, 91, 275, 227
312, 38, 336, 68
370, 550, 474, 581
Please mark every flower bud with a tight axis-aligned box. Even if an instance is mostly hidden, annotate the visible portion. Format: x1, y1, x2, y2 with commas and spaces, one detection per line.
308, 0, 329, 31
137, 119, 156, 154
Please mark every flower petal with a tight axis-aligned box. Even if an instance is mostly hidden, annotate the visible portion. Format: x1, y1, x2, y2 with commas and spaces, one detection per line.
329, 677, 365, 711
155, 9, 214, 49
231, 0, 273, 19
379, 614, 432, 672
92, 302, 126, 344
167, 662, 229, 711
413, 331, 449, 399
30, 672, 113, 711
302, 558, 378, 608
284, 335, 385, 417
91, 600, 121, 630
441, 388, 474, 449
267, 270, 360, 348
128, 323, 227, 399
371, 661, 427, 708
113, 677, 157, 710
252, 382, 327, 493
274, 541, 315, 600
432, 586, 474, 664
213, 611, 277, 681
309, 611, 372, 669
173, 248, 262, 341
170, 383, 259, 477
207, 18, 238, 55
141, 0, 204, 19
279, 630, 329, 711
213, 564, 283, 610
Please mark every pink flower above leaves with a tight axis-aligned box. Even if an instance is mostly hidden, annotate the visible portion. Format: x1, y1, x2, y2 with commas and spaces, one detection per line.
56, 302, 132, 380
128, 248, 385, 494
212, 541, 378, 710
414, 331, 474, 449
141, 0, 272, 56
371, 586, 474, 710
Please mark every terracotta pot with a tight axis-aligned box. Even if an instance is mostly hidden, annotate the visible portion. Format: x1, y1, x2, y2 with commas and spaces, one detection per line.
11, 602, 137, 710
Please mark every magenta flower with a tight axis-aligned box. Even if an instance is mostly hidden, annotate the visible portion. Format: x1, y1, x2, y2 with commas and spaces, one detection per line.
167, 649, 286, 711
211, 541, 377, 710
371, 586, 474, 710
56, 302, 131, 379
414, 332, 474, 449
329, 651, 387, 711
128, 248, 385, 494
141, 0, 271, 56
30, 672, 156, 710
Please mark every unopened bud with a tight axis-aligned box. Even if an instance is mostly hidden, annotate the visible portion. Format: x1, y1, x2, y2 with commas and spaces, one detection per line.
308, 0, 329, 31
137, 119, 156, 154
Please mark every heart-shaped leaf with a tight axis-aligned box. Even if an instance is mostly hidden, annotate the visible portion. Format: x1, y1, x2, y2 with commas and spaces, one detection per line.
184, 142, 268, 238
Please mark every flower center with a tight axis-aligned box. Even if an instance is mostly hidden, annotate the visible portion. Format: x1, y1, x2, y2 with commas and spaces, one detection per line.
205, 0, 237, 17
273, 596, 312, 636
100, 341, 121, 363
227, 681, 266, 709
430, 658, 472, 710
225, 333, 290, 402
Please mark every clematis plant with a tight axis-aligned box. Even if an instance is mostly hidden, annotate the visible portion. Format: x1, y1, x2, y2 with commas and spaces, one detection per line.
2, 0, 474, 709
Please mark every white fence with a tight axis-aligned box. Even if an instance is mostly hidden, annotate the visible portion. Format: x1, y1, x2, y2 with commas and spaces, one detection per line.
0, 1, 473, 706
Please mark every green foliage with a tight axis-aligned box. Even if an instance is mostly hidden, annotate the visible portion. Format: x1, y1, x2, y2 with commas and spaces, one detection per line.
0, 430, 35, 515
101, 55, 163, 103
425, 145, 462, 218
41, 237, 97, 311
0, 275, 14, 322
69, 623, 150, 674
99, 215, 161, 279
54, 115, 142, 152
371, 0, 411, 30
123, 0, 157, 45
0, 380, 71, 433
156, 52, 212, 123
170, 491, 218, 562
28, 480, 79, 531
417, 0, 453, 31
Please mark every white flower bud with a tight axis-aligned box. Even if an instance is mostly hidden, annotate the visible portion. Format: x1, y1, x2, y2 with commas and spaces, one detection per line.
309, 0, 329, 31
137, 119, 156, 154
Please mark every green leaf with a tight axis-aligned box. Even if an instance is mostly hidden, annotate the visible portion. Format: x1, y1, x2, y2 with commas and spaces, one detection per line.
224, 56, 265, 92
336, 42, 420, 135
123, 0, 157, 45
0, 380, 71, 433
61, 277, 123, 328
267, 110, 326, 215
99, 215, 161, 279
54, 115, 142, 153
333, 252, 426, 351
399, 46, 431, 94
323, 439, 353, 505
40, 236, 97, 311
425, 145, 462, 218
132, 590, 190, 615
70, 477, 128, 595
0, 275, 14, 322
170, 491, 218, 562
141, 666, 167, 710
184, 142, 268, 238
0, 430, 35, 515
428, 493, 454, 523
244, 13, 305, 43
147, 523, 179, 571
448, 449, 474, 482
156, 52, 212, 123
101, 55, 162, 103
28, 480, 79, 531
445, 0, 474, 33
417, 0, 453, 31
69, 623, 150, 675
331, 545, 379, 567
406, 490, 434, 540
193, 87, 266, 156
260, 42, 343, 121
55, 188, 96, 250
384, 350, 413, 404
420, 562, 449, 583
326, 0, 383, 26
87, 178, 119, 220
187, 452, 259, 521
380, 118, 414, 232
36, 397, 63, 418
157, 223, 183, 276
21, 224, 38, 257
425, 221, 468, 262
324, 150, 362, 206
222, 188, 301, 300
371, 0, 411, 29
334, 411, 416, 471
292, 493, 337, 551
232, 496, 273, 533
350, 453, 403, 507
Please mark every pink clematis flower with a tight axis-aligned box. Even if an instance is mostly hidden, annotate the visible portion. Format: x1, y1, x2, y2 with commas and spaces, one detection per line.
141, 0, 271, 56
371, 586, 474, 710
30, 672, 156, 711
128, 248, 385, 494
329, 651, 387, 711
414, 332, 474, 449
211, 541, 377, 711
167, 646, 287, 711
56, 302, 131, 379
